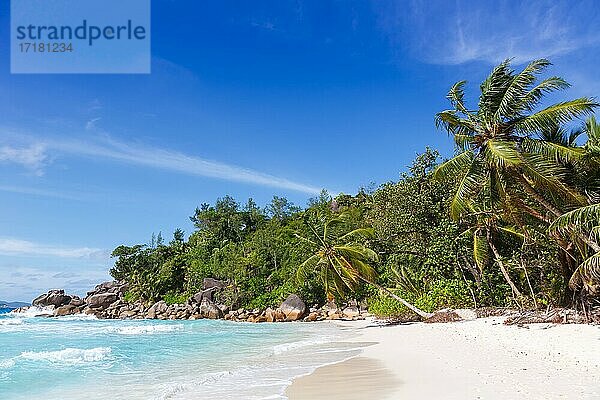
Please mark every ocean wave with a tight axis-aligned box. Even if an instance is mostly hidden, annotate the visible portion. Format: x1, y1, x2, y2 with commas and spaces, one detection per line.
272, 337, 331, 355
0, 318, 24, 326
0, 358, 16, 369
9, 306, 54, 318
56, 314, 98, 321
157, 371, 234, 400
20, 347, 112, 364
110, 324, 183, 335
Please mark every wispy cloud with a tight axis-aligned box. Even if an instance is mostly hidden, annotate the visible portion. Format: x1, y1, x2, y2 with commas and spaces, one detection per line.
1, 126, 323, 194
40, 135, 323, 194
0, 143, 48, 176
85, 117, 102, 131
374, 0, 599, 65
0, 185, 80, 200
0, 237, 107, 259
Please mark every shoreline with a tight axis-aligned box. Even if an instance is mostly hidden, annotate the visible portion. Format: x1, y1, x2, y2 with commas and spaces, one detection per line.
286, 317, 600, 399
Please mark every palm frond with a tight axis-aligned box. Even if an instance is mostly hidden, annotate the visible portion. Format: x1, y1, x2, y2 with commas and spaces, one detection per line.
433, 151, 474, 181
435, 110, 476, 136
447, 80, 469, 113
449, 157, 487, 219
485, 139, 522, 167
454, 134, 476, 152
494, 59, 551, 120
521, 137, 585, 164
296, 254, 321, 284
478, 59, 514, 121
339, 227, 374, 241
515, 98, 599, 134
497, 225, 525, 239
519, 76, 570, 112
350, 258, 378, 283
294, 233, 318, 246
335, 244, 379, 263
549, 203, 600, 234
584, 116, 600, 147
520, 154, 586, 205
569, 252, 600, 289
473, 230, 489, 271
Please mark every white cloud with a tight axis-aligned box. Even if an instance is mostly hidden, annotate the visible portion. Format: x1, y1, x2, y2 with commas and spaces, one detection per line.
0, 143, 48, 176
0, 237, 107, 259
0, 185, 80, 200
374, 0, 599, 65
85, 117, 102, 131
2, 127, 323, 194
47, 136, 322, 194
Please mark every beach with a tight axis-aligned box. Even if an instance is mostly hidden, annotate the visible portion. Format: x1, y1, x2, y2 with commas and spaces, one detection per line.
287, 318, 600, 399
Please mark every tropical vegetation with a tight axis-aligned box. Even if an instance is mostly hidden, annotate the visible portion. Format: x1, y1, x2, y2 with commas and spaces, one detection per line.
111, 59, 599, 317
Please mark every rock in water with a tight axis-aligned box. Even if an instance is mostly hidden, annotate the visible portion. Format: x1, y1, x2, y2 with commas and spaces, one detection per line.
32, 289, 72, 308
69, 296, 84, 307
199, 298, 223, 319
279, 294, 306, 321
54, 304, 78, 316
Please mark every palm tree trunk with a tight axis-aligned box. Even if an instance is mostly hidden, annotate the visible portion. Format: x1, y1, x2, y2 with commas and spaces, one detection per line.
518, 201, 553, 223
514, 174, 562, 217
486, 230, 523, 299
359, 276, 433, 319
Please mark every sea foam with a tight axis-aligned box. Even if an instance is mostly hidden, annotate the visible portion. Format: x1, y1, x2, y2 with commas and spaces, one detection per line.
20, 347, 112, 364
0, 319, 24, 326
272, 337, 331, 355
111, 324, 183, 335
9, 306, 54, 318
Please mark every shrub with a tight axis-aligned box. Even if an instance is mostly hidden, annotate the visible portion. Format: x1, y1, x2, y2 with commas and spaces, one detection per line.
162, 292, 189, 305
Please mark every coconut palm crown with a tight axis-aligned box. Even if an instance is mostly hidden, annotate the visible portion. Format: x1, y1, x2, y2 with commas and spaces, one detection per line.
434, 59, 598, 224
296, 212, 431, 318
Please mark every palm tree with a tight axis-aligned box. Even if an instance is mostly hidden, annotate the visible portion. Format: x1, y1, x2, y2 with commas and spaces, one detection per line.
578, 116, 600, 198
296, 213, 432, 318
434, 59, 597, 225
550, 203, 600, 294
434, 59, 597, 294
548, 117, 600, 294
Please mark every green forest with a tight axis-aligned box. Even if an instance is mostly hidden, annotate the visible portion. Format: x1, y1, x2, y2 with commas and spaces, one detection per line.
110, 59, 600, 318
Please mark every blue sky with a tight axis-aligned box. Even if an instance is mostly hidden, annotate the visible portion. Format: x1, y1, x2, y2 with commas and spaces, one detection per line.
1, 0, 598, 301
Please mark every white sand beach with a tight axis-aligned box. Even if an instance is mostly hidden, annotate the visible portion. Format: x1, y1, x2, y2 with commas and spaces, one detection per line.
287, 318, 600, 399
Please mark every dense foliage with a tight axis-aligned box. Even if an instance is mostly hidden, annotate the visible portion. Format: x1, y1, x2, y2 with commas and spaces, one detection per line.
111, 59, 599, 316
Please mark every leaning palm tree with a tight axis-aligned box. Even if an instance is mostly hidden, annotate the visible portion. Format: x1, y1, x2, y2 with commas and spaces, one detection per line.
296, 213, 432, 318
434, 59, 597, 225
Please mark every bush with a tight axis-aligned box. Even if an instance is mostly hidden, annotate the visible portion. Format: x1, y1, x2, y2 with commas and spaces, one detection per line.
414, 279, 475, 312
123, 290, 138, 304
367, 278, 475, 317
162, 292, 189, 305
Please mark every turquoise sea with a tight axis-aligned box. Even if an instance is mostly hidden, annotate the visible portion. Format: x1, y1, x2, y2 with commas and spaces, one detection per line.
0, 307, 360, 399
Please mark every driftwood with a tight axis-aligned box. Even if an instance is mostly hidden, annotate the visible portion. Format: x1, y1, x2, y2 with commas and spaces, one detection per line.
504, 307, 600, 325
